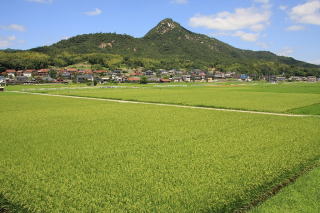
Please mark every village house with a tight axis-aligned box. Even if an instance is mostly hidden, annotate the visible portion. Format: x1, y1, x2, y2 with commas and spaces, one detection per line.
240, 74, 251, 81
113, 70, 122, 75
37, 69, 49, 77
214, 71, 225, 79
93, 70, 108, 77
66, 68, 77, 72
144, 70, 154, 76
16, 76, 29, 83
193, 75, 204, 82
127, 77, 140, 83
84, 69, 93, 74
130, 71, 143, 77
147, 77, 160, 83
160, 78, 171, 83
289, 76, 303, 81
191, 69, 203, 75
307, 76, 317, 82
182, 75, 191, 82
168, 69, 176, 75
108, 73, 124, 82
41, 76, 55, 83
159, 70, 168, 75
0, 76, 6, 86
225, 72, 236, 78
172, 77, 182, 82
5, 69, 16, 78
23, 70, 35, 78
175, 70, 183, 75
99, 77, 110, 84
16, 70, 24, 77
206, 77, 214, 83
199, 72, 206, 80
77, 74, 93, 83
58, 69, 72, 79
276, 76, 287, 81
66, 68, 78, 74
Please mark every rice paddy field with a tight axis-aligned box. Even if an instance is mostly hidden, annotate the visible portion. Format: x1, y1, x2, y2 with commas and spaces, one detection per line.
19, 82, 320, 114
253, 166, 320, 213
1, 82, 320, 212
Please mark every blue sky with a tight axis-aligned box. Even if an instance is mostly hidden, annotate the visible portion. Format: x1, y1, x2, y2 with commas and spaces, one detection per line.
1, 0, 319, 64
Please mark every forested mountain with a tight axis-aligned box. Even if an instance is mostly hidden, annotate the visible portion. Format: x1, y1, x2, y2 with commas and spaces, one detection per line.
1, 18, 319, 76
32, 19, 315, 67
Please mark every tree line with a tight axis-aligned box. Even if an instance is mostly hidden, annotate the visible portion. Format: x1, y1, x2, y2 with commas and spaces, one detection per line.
0, 51, 319, 77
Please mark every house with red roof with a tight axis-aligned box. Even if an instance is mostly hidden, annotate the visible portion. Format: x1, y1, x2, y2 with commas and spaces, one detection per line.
37, 69, 49, 77
5, 69, 16, 77
93, 70, 108, 76
66, 68, 78, 73
160, 78, 171, 83
127, 77, 140, 82
23, 69, 36, 78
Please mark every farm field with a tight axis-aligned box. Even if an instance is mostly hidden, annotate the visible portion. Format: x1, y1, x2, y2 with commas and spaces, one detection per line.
253, 166, 320, 213
24, 82, 320, 114
0, 91, 320, 212
4, 83, 89, 91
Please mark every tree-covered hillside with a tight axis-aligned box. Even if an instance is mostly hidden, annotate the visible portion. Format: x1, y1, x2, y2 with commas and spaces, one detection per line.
1, 18, 319, 76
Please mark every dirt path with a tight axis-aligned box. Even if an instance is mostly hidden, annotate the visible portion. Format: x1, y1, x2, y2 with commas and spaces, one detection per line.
8, 91, 316, 117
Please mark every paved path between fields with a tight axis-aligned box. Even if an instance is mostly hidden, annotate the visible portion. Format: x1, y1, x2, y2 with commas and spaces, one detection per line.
9, 91, 316, 117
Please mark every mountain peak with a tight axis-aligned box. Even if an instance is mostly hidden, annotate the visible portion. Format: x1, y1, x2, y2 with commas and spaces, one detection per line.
159, 18, 177, 25
144, 18, 188, 38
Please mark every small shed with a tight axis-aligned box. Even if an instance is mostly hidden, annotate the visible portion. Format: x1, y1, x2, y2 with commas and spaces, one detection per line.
160, 78, 171, 83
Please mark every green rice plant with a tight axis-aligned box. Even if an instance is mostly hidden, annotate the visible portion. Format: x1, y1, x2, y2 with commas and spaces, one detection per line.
252, 166, 320, 213
0, 92, 320, 212
287, 103, 320, 115
36, 83, 320, 113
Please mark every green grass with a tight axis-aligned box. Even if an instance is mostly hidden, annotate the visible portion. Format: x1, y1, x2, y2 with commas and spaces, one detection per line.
1, 92, 320, 212
234, 82, 320, 94
288, 103, 320, 115
4, 83, 88, 91
3, 80, 255, 91
0, 194, 28, 213
252, 166, 320, 213
31, 82, 320, 114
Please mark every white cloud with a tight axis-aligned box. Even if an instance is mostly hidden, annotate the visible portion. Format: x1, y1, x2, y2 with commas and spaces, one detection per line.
189, 7, 270, 31
0, 24, 26, 32
84, 8, 102, 16
0, 35, 16, 48
233, 31, 259, 42
210, 31, 259, 42
250, 24, 265, 31
277, 47, 294, 56
290, 0, 320, 25
27, 0, 53, 3
62, 36, 70, 40
286, 25, 305, 31
189, 2, 271, 45
172, 0, 188, 4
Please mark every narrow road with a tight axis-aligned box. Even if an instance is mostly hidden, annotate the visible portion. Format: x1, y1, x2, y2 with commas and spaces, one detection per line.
8, 91, 315, 117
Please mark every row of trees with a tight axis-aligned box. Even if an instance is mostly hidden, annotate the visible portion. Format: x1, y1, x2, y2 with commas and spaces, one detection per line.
1, 51, 319, 77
